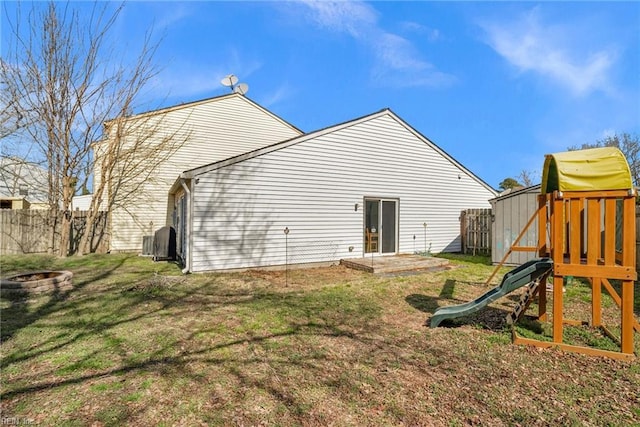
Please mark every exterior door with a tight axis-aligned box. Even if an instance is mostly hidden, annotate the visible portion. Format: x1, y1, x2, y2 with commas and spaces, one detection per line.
175, 195, 187, 262
381, 200, 397, 253
364, 198, 398, 254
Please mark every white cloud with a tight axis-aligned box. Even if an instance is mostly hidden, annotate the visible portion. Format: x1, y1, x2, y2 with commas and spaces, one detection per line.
154, 4, 193, 29
295, 1, 453, 88
400, 21, 441, 42
371, 33, 454, 88
480, 7, 616, 96
150, 50, 263, 100
300, 0, 378, 37
376, 33, 426, 71
154, 69, 221, 98
261, 83, 294, 107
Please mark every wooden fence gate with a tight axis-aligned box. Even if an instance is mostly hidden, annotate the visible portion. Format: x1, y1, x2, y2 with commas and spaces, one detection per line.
460, 208, 492, 255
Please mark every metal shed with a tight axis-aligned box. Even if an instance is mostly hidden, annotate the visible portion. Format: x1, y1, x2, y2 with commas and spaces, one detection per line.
489, 184, 540, 265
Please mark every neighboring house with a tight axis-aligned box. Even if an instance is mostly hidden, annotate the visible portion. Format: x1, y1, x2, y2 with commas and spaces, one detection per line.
0, 157, 48, 209
489, 184, 541, 265
71, 194, 93, 211
96, 93, 303, 252
0, 196, 31, 210
169, 108, 498, 273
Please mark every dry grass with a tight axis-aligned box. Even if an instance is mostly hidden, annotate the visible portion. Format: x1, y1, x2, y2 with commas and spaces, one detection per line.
1, 253, 639, 426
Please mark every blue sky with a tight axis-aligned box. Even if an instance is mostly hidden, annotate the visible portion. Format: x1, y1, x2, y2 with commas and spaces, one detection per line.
4, 1, 640, 189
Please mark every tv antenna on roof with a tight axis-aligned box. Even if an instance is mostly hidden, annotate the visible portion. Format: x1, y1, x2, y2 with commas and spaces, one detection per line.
221, 74, 249, 95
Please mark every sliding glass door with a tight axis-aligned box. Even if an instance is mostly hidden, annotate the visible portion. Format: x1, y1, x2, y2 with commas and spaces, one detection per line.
364, 198, 398, 254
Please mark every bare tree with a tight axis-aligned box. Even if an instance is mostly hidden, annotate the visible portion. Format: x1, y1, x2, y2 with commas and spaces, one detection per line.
517, 170, 539, 187
78, 109, 189, 255
569, 133, 640, 187
1, 1, 185, 256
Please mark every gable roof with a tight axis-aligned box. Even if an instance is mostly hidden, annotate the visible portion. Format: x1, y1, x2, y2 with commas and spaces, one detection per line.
172, 108, 496, 195
104, 93, 302, 135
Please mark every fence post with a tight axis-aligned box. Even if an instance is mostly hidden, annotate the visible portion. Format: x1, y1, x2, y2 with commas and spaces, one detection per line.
460, 210, 467, 253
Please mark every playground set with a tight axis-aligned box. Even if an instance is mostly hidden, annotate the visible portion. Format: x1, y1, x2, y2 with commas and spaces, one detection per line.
431, 147, 639, 360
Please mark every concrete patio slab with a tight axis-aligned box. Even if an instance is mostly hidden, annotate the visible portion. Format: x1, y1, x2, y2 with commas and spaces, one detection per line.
340, 254, 450, 275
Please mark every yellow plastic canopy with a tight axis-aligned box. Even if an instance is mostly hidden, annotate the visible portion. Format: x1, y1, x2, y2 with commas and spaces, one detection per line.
541, 147, 633, 194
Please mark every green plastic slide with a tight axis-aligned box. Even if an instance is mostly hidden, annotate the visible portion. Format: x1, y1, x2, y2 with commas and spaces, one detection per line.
430, 258, 553, 328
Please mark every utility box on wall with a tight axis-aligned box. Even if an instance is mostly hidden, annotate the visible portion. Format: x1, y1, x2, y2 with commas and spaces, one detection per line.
490, 185, 540, 265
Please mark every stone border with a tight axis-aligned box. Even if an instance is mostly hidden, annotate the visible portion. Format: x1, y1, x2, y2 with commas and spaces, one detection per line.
1, 271, 74, 295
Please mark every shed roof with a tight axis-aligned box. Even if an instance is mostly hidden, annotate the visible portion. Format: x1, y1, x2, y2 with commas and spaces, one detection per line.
490, 184, 541, 202
541, 147, 633, 194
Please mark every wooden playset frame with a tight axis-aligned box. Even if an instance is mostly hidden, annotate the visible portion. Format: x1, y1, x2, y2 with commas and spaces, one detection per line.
490, 148, 639, 360
507, 189, 638, 360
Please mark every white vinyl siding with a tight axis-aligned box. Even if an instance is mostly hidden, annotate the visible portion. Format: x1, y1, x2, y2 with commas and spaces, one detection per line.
104, 95, 301, 251
189, 113, 496, 272
71, 194, 93, 211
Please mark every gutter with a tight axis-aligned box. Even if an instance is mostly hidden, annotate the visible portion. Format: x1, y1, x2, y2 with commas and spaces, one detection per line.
180, 178, 192, 274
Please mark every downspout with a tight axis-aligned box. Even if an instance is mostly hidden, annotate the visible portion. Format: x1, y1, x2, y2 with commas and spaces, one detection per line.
180, 178, 192, 274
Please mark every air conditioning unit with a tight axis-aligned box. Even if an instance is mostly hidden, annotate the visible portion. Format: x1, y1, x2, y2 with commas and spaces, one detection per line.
142, 236, 154, 256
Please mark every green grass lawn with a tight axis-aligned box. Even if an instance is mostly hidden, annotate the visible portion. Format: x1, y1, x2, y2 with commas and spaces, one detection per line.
1, 253, 639, 426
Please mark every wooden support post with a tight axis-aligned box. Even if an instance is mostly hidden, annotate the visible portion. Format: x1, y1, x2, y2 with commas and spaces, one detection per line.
551, 194, 565, 343
538, 194, 548, 257
552, 275, 564, 343
604, 199, 616, 265
552, 193, 564, 261
591, 277, 602, 327
587, 199, 602, 327
569, 199, 581, 263
538, 280, 547, 321
621, 195, 636, 354
586, 199, 600, 264
537, 194, 549, 321
621, 280, 634, 354
563, 200, 570, 256
622, 195, 636, 267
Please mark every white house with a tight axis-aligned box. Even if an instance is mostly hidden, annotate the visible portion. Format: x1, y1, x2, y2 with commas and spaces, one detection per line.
0, 157, 49, 209
95, 93, 302, 252
169, 109, 497, 273
71, 194, 93, 211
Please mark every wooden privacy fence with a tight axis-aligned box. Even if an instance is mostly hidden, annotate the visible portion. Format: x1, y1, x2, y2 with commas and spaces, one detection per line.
460, 208, 492, 255
0, 210, 109, 255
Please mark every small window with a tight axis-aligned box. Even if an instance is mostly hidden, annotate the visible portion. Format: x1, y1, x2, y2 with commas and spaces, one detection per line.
0, 200, 12, 209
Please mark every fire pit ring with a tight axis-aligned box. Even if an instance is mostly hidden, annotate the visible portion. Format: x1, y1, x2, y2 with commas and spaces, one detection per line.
1, 271, 74, 296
